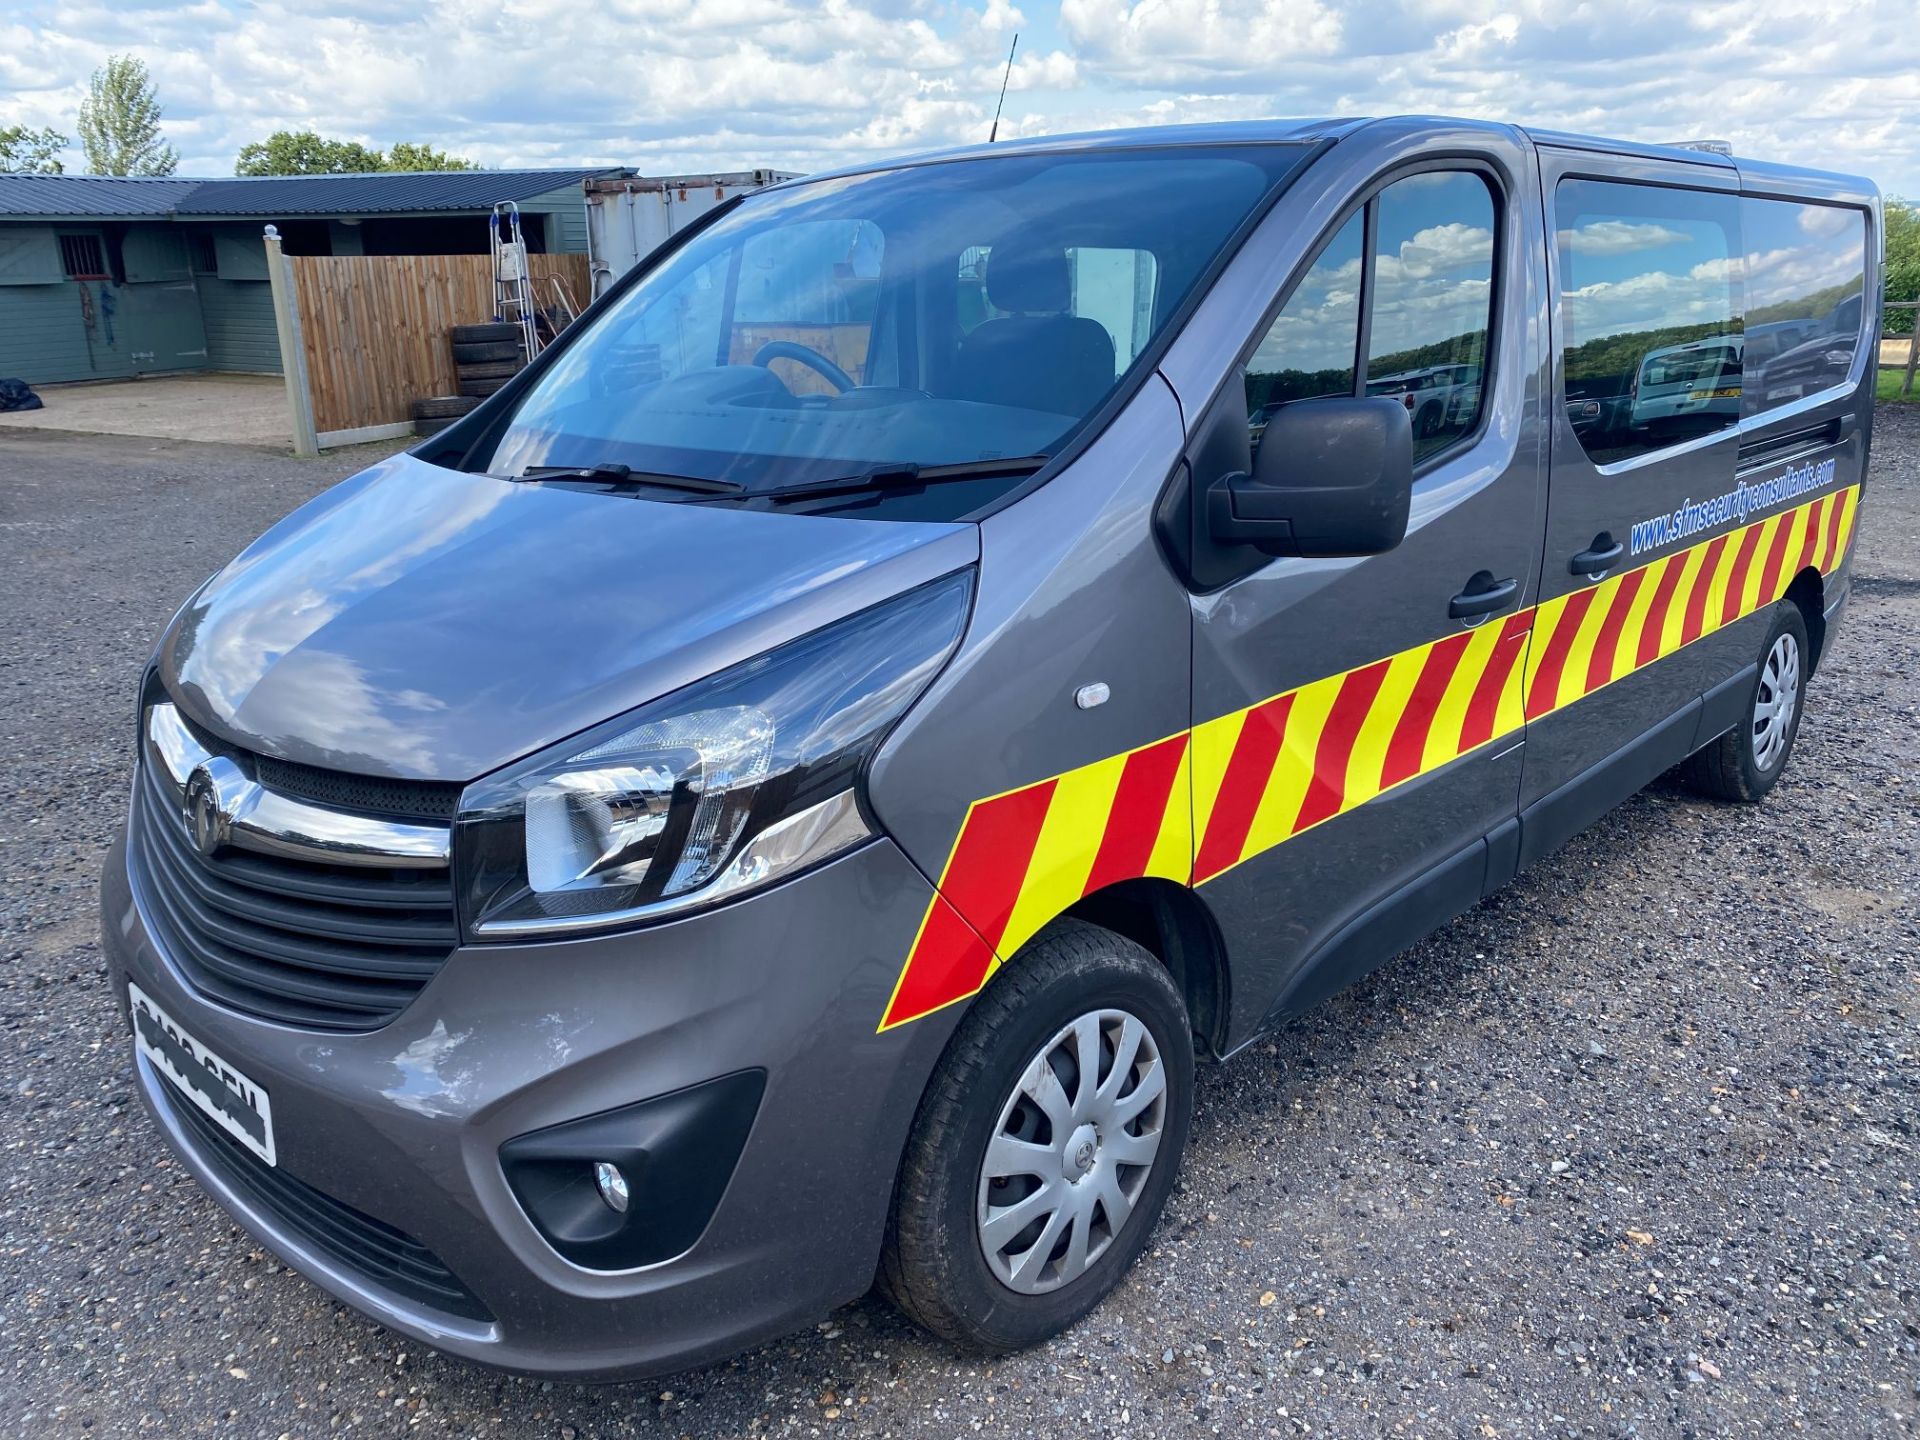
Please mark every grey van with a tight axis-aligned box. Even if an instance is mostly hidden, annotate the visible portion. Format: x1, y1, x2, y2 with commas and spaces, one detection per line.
103, 117, 1879, 1376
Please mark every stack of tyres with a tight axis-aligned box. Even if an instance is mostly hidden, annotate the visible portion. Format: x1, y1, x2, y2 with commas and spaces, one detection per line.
411, 322, 527, 438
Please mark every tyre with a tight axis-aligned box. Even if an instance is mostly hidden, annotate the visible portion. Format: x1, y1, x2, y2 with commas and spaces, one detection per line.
451, 339, 523, 365
413, 414, 458, 438
455, 359, 522, 383
1680, 602, 1809, 803
881, 919, 1194, 1352
410, 394, 479, 422
449, 322, 519, 346
457, 374, 513, 398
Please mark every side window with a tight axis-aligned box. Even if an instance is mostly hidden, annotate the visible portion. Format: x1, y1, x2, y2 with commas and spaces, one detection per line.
1366, 172, 1496, 461
1243, 170, 1497, 467
1556, 179, 1741, 465
1739, 198, 1867, 417
1244, 210, 1364, 443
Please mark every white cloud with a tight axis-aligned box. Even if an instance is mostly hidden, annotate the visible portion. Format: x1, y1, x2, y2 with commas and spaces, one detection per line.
1559, 220, 1690, 257
0, 0, 1911, 198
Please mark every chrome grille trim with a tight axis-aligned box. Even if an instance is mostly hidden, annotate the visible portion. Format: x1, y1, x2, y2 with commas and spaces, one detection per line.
145, 702, 450, 869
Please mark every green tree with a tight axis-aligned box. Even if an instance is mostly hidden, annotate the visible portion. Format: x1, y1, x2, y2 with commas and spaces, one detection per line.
1885, 197, 1918, 338
0, 124, 68, 173
382, 141, 476, 172
76, 55, 177, 176
233, 130, 477, 176
235, 131, 385, 176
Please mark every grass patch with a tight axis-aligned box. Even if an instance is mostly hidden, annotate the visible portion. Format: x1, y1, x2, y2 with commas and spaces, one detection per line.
1877, 367, 1920, 403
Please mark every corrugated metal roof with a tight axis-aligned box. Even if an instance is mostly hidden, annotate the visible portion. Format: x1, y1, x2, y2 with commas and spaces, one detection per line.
0, 173, 201, 217
0, 168, 622, 220
176, 168, 620, 216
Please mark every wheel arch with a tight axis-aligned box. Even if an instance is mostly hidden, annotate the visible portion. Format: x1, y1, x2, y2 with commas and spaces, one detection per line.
1784, 565, 1828, 673
1062, 878, 1232, 1059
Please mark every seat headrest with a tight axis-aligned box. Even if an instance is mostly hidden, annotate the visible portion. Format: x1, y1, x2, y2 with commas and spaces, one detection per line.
984, 247, 1070, 314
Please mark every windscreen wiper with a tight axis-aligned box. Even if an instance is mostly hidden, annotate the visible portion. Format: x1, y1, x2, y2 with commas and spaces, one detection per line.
505, 463, 745, 496
751, 455, 1050, 505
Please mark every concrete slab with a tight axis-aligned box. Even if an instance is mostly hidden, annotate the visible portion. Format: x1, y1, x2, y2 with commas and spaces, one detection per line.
0, 374, 291, 450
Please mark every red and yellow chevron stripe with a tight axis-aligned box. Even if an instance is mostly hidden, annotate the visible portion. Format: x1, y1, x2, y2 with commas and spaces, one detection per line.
876, 483, 1860, 1032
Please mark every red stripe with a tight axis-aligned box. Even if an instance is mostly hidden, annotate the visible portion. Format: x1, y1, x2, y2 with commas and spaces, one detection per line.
1462, 612, 1532, 747
1822, 490, 1848, 569
1379, 631, 1472, 790
1525, 590, 1595, 720
1082, 734, 1189, 893
1193, 693, 1293, 883
1796, 497, 1825, 575
1292, 659, 1392, 834
1756, 513, 1796, 607
1721, 523, 1766, 625
1678, 536, 1726, 648
1589, 568, 1648, 693
1637, 556, 1688, 668
880, 896, 999, 1030
938, 780, 1056, 950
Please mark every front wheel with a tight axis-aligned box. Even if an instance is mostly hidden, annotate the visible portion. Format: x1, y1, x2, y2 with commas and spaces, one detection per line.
1680, 602, 1809, 803
880, 920, 1194, 1352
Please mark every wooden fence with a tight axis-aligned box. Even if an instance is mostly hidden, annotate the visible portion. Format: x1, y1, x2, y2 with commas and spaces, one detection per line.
265, 237, 589, 451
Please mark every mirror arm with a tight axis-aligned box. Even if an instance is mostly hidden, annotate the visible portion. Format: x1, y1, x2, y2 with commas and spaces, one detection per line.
1205, 472, 1297, 552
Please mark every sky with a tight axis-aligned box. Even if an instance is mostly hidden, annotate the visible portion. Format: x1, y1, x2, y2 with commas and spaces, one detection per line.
1, 0, 1916, 199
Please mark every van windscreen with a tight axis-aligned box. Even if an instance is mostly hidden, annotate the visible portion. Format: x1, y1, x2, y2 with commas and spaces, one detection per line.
469, 145, 1309, 509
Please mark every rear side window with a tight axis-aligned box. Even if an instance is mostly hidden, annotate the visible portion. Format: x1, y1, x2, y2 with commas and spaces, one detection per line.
1243, 169, 1497, 467
1740, 198, 1867, 418
1555, 179, 1741, 466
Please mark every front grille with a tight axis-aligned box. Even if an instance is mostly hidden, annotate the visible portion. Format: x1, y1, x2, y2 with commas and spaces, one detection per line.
130, 760, 459, 1031
162, 1079, 493, 1324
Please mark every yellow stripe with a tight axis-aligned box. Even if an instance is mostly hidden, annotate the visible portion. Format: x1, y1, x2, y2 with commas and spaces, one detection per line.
1189, 707, 1246, 851
1657, 544, 1707, 659
1614, 558, 1665, 673
999, 753, 1127, 956
1345, 646, 1429, 809
1427, 619, 1503, 766
1492, 622, 1530, 740
1834, 487, 1859, 568
1696, 537, 1734, 642
1560, 572, 1622, 703
1146, 744, 1193, 884
1522, 592, 1573, 700
1240, 671, 1341, 862
1737, 514, 1781, 615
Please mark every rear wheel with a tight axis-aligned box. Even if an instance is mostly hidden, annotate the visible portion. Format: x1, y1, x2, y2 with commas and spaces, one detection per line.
1680, 602, 1808, 803
881, 920, 1193, 1352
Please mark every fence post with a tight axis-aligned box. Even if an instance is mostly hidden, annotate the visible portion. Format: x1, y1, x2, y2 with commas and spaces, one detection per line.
1903, 305, 1919, 399
264, 226, 320, 458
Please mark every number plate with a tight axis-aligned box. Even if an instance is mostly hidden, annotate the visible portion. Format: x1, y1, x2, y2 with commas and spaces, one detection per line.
130, 982, 276, 1166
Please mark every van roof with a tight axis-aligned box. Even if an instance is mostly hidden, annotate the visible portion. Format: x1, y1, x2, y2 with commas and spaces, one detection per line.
789, 116, 1875, 206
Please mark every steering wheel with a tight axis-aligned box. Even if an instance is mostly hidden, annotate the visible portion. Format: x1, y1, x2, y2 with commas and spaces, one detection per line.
751, 340, 856, 394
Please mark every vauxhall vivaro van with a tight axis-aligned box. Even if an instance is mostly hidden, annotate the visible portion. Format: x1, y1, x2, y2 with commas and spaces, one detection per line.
105, 116, 1878, 1376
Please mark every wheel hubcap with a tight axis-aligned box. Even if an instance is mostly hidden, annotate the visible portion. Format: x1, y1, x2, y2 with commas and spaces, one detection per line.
1750, 631, 1801, 772
977, 1009, 1167, 1295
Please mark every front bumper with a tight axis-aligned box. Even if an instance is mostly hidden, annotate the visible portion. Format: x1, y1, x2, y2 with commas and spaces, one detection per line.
101, 830, 960, 1380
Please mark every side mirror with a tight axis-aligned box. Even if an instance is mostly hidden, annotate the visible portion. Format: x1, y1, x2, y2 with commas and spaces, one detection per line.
1207, 396, 1414, 558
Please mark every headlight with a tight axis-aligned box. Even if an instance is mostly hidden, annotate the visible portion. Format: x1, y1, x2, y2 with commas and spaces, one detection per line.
456, 571, 972, 937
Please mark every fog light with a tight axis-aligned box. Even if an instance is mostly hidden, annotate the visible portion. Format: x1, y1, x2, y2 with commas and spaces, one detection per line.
593, 1160, 630, 1213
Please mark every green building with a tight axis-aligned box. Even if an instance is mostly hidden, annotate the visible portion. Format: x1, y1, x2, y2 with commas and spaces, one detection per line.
0, 167, 624, 385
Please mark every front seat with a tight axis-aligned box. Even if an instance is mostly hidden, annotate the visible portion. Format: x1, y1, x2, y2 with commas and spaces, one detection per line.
952, 246, 1117, 417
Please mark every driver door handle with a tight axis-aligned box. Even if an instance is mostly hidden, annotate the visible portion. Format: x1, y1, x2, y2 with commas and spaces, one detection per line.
1449, 571, 1518, 622
1570, 533, 1625, 578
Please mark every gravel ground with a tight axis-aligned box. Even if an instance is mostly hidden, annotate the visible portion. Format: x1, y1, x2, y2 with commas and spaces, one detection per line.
2, 415, 1916, 1439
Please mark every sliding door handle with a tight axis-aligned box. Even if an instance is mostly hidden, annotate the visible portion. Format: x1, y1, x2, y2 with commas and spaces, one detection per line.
1571, 533, 1624, 578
